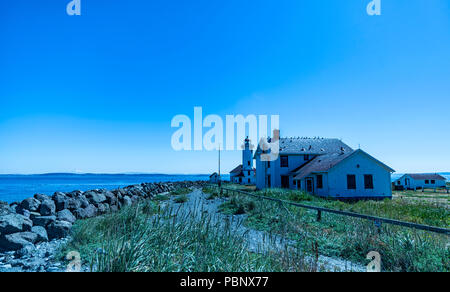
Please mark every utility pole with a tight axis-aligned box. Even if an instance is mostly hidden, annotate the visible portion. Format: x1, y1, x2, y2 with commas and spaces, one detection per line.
218, 144, 222, 189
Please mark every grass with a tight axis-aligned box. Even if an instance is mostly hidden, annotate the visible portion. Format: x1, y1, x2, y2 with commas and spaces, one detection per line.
58, 197, 324, 272
170, 187, 191, 196
154, 194, 170, 201
174, 194, 189, 204
216, 187, 450, 272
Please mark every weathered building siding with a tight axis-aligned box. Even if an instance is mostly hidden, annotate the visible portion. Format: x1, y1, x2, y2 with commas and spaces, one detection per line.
326, 151, 392, 199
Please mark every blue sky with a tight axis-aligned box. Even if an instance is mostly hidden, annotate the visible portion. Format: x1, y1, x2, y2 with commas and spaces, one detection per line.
0, 0, 449, 174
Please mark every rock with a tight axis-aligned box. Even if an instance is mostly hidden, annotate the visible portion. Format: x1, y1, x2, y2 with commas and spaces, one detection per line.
104, 191, 118, 206
47, 221, 72, 240
39, 200, 56, 216
122, 196, 132, 206
0, 202, 12, 216
52, 192, 69, 211
14, 206, 31, 218
34, 194, 51, 202
0, 214, 33, 234
97, 203, 110, 215
20, 198, 41, 212
31, 226, 48, 242
56, 209, 76, 224
73, 204, 97, 219
67, 198, 82, 211
0, 232, 36, 251
29, 212, 41, 219
16, 244, 36, 258
110, 205, 119, 213
84, 191, 107, 206
32, 216, 56, 228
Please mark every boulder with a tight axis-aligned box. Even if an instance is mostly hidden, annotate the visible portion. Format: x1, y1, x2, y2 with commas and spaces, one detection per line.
73, 204, 97, 219
14, 206, 31, 218
31, 226, 48, 242
0, 232, 36, 251
130, 195, 140, 204
67, 198, 82, 211
104, 191, 118, 206
0, 202, 12, 216
20, 198, 41, 212
84, 191, 107, 206
32, 216, 56, 228
16, 244, 37, 258
39, 200, 56, 216
57, 209, 76, 224
34, 194, 51, 202
0, 214, 33, 235
122, 196, 132, 206
52, 192, 69, 211
47, 221, 72, 240
29, 212, 41, 220
97, 203, 110, 215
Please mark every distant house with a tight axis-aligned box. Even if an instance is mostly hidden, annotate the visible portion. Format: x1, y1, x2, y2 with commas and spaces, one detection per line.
230, 137, 256, 185
209, 172, 220, 184
254, 135, 395, 200
394, 173, 446, 190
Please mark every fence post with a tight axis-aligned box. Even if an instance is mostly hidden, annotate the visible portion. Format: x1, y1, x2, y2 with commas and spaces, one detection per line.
374, 220, 382, 234
317, 210, 322, 222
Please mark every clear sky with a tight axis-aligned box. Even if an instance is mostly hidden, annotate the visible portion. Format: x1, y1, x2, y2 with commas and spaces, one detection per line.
0, 0, 449, 174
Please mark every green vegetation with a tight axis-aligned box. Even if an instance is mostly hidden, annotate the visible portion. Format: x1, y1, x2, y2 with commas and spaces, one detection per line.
174, 194, 189, 204
217, 188, 450, 272
59, 198, 322, 272
170, 187, 191, 196
154, 194, 170, 201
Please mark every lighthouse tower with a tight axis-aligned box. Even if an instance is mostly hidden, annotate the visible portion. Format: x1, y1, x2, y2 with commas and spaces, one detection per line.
243, 137, 253, 171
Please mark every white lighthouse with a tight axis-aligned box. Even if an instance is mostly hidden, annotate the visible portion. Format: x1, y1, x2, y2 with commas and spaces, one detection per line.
230, 137, 256, 185
242, 136, 253, 171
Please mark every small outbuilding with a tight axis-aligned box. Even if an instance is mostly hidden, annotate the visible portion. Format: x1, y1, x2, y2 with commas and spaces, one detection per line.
394, 173, 447, 190
209, 172, 220, 184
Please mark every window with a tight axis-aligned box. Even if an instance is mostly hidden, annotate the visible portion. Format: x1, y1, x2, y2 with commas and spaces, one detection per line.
425, 180, 429, 184
248, 171, 251, 176
304, 155, 310, 161
317, 175, 323, 189
364, 175, 374, 189
397, 181, 401, 185
267, 161, 270, 168
347, 175, 356, 190
267, 175, 271, 188
431, 180, 435, 184
280, 156, 289, 167
248, 179, 251, 183
248, 161, 250, 166
281, 176, 290, 189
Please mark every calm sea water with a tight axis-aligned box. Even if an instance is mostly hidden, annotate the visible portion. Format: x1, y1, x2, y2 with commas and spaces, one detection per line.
0, 174, 212, 203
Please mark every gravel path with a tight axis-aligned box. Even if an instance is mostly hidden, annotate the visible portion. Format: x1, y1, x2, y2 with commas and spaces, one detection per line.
168, 188, 366, 272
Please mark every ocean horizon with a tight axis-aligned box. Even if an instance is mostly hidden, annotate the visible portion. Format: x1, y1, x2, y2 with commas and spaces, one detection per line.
0, 173, 229, 204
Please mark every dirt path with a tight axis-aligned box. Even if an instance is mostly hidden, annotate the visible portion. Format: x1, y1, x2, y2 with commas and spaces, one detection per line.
166, 188, 365, 272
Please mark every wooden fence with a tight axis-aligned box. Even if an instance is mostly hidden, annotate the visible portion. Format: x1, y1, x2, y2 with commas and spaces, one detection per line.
210, 185, 450, 236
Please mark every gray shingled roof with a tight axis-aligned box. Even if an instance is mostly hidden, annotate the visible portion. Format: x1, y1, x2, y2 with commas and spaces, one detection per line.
292, 151, 353, 180
406, 173, 446, 181
292, 149, 395, 180
230, 165, 243, 174
279, 138, 353, 155
255, 137, 353, 158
